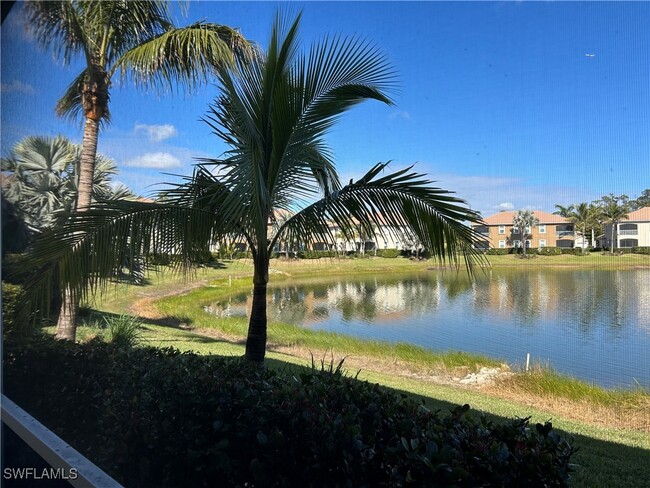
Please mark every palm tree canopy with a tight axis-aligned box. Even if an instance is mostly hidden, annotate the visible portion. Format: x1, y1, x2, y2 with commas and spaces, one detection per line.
600, 194, 631, 223
553, 204, 574, 218
512, 209, 539, 237
1, 135, 131, 230
25, 0, 251, 122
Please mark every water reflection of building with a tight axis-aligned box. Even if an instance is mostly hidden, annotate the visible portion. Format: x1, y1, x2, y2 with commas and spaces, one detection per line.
472, 271, 558, 321
205, 277, 442, 324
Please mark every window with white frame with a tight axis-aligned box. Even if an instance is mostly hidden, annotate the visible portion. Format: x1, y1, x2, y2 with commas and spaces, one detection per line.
498, 225, 505, 234
525, 226, 531, 234
525, 239, 531, 248
539, 239, 547, 248
499, 240, 506, 248
539, 224, 546, 234
512, 226, 520, 234
513, 240, 521, 248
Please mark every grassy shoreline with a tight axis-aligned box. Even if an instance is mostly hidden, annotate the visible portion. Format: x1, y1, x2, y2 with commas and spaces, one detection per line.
92, 260, 649, 420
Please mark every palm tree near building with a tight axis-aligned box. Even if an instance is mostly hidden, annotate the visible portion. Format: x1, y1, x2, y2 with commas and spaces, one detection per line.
567, 202, 592, 250
23, 14, 485, 363
586, 203, 605, 248
553, 204, 575, 218
599, 194, 631, 253
512, 209, 539, 256
24, 1, 250, 340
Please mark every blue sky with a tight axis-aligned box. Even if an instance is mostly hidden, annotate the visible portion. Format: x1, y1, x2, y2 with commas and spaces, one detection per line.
2, 1, 648, 217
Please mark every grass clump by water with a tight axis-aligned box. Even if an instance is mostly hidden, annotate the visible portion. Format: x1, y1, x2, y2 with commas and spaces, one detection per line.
73, 314, 144, 348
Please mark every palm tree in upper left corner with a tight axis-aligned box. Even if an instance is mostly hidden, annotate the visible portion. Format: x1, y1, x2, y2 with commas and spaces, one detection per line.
24, 1, 251, 341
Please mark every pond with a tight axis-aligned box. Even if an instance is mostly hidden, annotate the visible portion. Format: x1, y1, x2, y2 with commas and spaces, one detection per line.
205, 269, 650, 389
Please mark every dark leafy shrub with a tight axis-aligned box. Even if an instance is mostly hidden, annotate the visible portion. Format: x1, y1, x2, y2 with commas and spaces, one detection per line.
2, 282, 23, 338
632, 247, 650, 255
376, 248, 400, 258
149, 253, 172, 265
3, 339, 576, 487
298, 250, 337, 259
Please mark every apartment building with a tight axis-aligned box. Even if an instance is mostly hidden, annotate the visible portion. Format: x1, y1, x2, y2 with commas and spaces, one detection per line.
473, 210, 575, 250
603, 207, 650, 248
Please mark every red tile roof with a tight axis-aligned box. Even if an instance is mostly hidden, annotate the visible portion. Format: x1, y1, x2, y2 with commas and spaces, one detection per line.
627, 206, 650, 222
478, 210, 568, 226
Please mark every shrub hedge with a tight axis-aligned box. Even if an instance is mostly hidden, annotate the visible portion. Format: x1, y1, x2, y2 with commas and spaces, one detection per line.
375, 248, 401, 258
1, 281, 23, 338
4, 338, 576, 487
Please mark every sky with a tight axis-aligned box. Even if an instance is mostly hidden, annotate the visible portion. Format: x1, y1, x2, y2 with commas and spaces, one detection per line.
1, 1, 649, 217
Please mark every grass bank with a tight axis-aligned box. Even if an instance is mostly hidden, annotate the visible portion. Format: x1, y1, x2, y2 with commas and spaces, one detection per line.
62, 318, 650, 488
93, 262, 650, 431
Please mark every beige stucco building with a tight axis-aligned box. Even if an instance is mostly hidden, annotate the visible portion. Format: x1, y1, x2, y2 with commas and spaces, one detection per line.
603, 207, 650, 248
472, 210, 576, 250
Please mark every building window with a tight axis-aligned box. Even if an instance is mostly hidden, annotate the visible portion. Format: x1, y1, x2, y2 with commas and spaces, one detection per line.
525, 240, 531, 248
539, 239, 546, 248
620, 239, 638, 248
498, 225, 505, 235
539, 225, 546, 234
513, 240, 521, 248
512, 226, 520, 235
525, 226, 531, 234
499, 240, 506, 248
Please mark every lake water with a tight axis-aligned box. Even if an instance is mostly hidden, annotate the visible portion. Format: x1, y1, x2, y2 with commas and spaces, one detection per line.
205, 269, 650, 389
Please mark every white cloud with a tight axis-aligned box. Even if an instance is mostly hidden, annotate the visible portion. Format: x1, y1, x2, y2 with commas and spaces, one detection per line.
134, 123, 178, 143
389, 110, 411, 120
123, 152, 182, 169
1, 80, 36, 94
496, 202, 514, 212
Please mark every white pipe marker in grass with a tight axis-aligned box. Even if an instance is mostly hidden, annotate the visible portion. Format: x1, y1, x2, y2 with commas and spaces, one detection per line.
526, 353, 530, 372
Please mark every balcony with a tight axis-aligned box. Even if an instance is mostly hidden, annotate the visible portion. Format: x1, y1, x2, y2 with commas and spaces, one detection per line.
556, 231, 575, 238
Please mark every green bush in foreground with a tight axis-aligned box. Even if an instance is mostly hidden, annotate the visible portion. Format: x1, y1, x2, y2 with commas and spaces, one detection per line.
4, 338, 576, 487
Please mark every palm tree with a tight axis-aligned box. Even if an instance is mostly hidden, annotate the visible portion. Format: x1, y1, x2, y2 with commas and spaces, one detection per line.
600, 194, 631, 253
24, 1, 250, 340
512, 209, 539, 256
567, 202, 591, 250
24, 14, 485, 362
1, 135, 130, 232
553, 204, 574, 218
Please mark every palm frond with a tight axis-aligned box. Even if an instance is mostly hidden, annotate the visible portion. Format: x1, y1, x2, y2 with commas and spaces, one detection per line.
20, 200, 216, 322
113, 22, 252, 93
275, 162, 486, 273
24, 1, 88, 65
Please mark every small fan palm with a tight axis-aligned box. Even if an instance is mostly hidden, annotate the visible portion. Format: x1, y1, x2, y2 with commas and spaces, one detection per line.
24, 0, 251, 339
1, 135, 129, 231
24, 14, 485, 362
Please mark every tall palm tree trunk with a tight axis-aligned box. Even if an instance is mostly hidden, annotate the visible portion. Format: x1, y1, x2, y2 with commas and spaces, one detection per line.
610, 222, 616, 254
245, 254, 269, 363
55, 116, 100, 340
